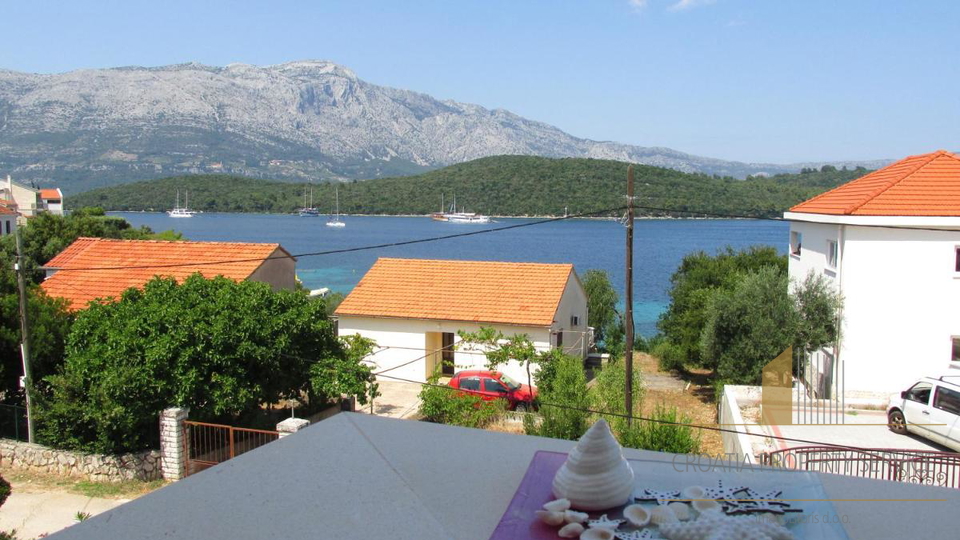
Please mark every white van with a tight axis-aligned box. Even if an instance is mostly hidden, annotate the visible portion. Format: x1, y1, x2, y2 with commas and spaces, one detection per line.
887, 375, 960, 452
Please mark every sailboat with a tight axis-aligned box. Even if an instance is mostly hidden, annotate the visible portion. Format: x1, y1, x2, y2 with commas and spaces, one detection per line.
431, 194, 449, 221
326, 186, 346, 228
167, 189, 196, 218
298, 185, 319, 216
441, 194, 489, 224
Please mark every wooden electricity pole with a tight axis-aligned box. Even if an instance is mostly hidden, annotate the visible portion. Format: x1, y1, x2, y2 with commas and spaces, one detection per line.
624, 166, 635, 424
15, 228, 35, 443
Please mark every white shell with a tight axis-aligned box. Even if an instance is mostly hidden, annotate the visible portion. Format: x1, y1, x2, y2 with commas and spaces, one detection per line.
650, 505, 679, 525
552, 419, 635, 511
622, 504, 651, 527
565, 510, 589, 524
580, 528, 616, 540
681, 485, 706, 500
535, 510, 565, 526
668, 502, 691, 521
659, 512, 795, 540
558, 523, 585, 538
692, 499, 720, 514
544, 498, 572, 512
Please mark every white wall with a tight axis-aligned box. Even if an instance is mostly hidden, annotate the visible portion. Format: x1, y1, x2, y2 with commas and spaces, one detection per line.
789, 220, 960, 394
337, 315, 552, 384
551, 273, 590, 358
0, 214, 16, 237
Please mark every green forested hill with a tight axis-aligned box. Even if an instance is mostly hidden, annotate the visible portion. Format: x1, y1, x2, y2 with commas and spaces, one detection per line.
69, 156, 867, 218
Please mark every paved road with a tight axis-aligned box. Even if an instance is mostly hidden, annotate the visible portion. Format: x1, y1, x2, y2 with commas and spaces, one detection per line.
765, 409, 951, 452
0, 490, 127, 539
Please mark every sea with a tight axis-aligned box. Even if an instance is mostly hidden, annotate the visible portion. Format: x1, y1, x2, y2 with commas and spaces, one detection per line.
113, 213, 788, 337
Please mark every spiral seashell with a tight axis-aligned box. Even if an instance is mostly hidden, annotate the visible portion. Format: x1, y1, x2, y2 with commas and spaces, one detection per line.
535, 510, 565, 526
622, 504, 651, 527
552, 419, 635, 511
544, 498, 572, 512
580, 528, 616, 540
692, 499, 720, 514
558, 523, 585, 538
650, 505, 679, 525
565, 510, 589, 524
668, 502, 691, 521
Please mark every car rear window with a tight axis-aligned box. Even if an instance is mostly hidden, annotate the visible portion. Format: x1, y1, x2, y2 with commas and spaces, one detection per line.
933, 386, 960, 416
459, 377, 480, 391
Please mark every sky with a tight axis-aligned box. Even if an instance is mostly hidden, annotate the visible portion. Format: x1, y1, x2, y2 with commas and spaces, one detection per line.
2, 0, 958, 164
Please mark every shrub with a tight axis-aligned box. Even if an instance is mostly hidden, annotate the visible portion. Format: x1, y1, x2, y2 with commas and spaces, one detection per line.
418, 370, 506, 428
0, 474, 9, 508
620, 404, 702, 454
652, 340, 686, 373
525, 353, 590, 440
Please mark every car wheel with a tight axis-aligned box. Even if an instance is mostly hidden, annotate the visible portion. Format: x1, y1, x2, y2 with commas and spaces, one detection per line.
515, 402, 530, 413
888, 409, 907, 434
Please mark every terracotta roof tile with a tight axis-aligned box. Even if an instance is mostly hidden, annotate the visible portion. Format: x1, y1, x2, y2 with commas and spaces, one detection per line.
40, 188, 62, 200
790, 150, 960, 216
335, 258, 574, 327
41, 237, 291, 310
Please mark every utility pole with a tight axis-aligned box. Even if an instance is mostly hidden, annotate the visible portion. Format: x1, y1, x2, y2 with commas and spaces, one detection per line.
624, 166, 635, 425
14, 228, 35, 443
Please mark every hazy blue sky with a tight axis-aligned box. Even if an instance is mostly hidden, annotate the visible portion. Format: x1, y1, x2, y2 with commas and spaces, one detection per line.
2, 0, 957, 163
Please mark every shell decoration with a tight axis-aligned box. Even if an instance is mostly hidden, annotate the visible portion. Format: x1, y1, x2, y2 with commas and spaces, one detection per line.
558, 523, 585, 538
659, 512, 795, 540
680, 486, 705, 501
552, 419, 635, 511
622, 504, 651, 527
565, 510, 590, 524
535, 510, 565, 526
580, 528, 617, 540
587, 514, 624, 530
544, 498, 572, 512
650, 505, 679, 526
691, 499, 720, 514
667, 502, 691, 521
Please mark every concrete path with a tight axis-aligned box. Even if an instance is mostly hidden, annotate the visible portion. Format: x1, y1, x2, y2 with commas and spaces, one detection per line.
764, 409, 951, 452
0, 490, 128, 539
362, 380, 423, 419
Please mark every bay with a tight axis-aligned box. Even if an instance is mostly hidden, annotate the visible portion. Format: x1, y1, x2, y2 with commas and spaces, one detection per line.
113, 213, 788, 337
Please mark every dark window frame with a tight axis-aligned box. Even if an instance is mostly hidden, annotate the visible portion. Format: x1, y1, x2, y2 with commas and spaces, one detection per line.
459, 377, 481, 391
906, 382, 933, 405
933, 386, 960, 416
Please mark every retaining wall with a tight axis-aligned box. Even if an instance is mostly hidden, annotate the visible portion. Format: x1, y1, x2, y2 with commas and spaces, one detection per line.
0, 439, 162, 482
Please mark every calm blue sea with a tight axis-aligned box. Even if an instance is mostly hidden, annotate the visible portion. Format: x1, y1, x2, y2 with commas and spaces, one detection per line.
113, 213, 788, 337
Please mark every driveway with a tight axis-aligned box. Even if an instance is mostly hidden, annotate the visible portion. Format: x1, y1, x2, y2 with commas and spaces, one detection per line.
361, 380, 423, 419
763, 409, 952, 453
0, 489, 127, 539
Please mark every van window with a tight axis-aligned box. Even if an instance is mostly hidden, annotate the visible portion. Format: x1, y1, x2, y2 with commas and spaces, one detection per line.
905, 382, 932, 405
933, 386, 960, 416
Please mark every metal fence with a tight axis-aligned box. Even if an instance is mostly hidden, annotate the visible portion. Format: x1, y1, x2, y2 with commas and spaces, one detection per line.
0, 403, 28, 442
760, 445, 960, 489
183, 420, 279, 476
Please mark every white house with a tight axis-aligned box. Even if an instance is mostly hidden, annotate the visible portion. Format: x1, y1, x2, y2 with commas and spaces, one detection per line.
335, 258, 590, 384
40, 188, 64, 215
0, 200, 17, 237
785, 149, 960, 397
0, 175, 64, 219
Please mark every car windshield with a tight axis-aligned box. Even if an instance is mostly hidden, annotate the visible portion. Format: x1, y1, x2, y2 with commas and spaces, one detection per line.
499, 374, 522, 390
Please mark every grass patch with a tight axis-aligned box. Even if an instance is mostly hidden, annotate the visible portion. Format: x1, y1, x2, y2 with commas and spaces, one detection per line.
0, 467, 164, 499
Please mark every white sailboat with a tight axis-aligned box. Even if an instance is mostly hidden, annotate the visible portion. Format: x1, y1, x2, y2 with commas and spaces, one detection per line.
298, 185, 319, 216
326, 186, 346, 228
167, 189, 196, 218
444, 194, 489, 224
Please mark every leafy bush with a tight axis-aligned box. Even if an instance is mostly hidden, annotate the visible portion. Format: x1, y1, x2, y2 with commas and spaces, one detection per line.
418, 370, 505, 428
525, 353, 590, 441
652, 340, 686, 373
37, 275, 358, 454
0, 474, 9, 508
620, 404, 702, 454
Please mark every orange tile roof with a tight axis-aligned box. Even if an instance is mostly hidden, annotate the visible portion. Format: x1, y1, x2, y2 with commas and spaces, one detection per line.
0, 202, 16, 215
790, 150, 960, 216
40, 188, 62, 200
335, 258, 576, 327
41, 237, 292, 310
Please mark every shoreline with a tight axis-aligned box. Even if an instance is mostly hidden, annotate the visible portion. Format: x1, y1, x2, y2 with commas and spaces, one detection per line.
106, 210, 767, 221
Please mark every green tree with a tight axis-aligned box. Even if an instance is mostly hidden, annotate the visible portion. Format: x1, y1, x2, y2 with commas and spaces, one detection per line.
591, 359, 644, 438
699, 267, 797, 384
582, 269, 619, 347
793, 272, 843, 352
620, 404, 702, 454
418, 367, 506, 428
524, 353, 590, 440
657, 246, 786, 368
37, 275, 359, 453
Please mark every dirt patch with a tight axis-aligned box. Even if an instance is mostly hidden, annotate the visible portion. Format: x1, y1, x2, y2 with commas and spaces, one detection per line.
637, 353, 724, 456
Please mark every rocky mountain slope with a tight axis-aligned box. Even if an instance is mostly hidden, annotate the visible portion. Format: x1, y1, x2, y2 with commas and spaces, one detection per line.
0, 61, 888, 192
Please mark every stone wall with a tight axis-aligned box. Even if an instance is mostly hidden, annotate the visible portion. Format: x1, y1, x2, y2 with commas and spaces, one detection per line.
0, 439, 162, 482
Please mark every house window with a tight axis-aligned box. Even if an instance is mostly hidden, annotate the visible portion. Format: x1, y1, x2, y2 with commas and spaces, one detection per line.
556, 331, 563, 348
953, 337, 960, 363
570, 315, 580, 327
3, 221, 9, 235
790, 231, 802, 256
955, 247, 960, 273
827, 240, 838, 269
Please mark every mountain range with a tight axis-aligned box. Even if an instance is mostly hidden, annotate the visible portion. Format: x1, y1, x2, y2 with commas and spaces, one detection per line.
0, 60, 889, 193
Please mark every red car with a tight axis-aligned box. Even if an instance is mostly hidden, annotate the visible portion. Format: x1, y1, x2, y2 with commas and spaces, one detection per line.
448, 370, 537, 411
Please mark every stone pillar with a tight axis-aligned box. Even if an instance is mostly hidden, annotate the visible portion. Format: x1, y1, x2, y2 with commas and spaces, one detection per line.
159, 407, 189, 481
276, 417, 310, 438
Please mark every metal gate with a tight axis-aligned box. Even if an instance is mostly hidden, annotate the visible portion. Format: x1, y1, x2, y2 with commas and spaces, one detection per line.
795, 348, 845, 424
183, 420, 280, 476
